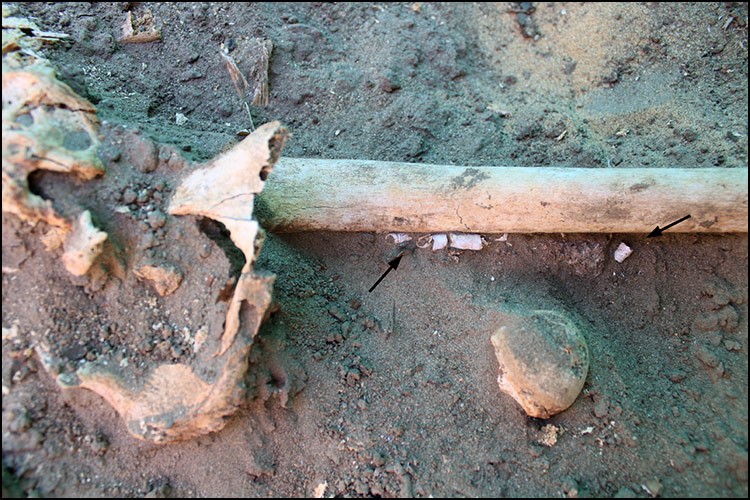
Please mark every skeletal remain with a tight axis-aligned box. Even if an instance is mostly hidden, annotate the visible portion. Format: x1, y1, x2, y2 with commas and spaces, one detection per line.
37, 122, 288, 443
4, 12, 291, 443
258, 159, 748, 234
170, 121, 287, 356
2, 10, 106, 274
491, 309, 589, 418
61, 210, 108, 276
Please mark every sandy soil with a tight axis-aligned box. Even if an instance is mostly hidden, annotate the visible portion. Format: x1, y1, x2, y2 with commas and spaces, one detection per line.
2, 2, 748, 497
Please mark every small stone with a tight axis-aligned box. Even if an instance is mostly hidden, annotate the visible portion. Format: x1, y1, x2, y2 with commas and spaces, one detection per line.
539, 424, 560, 447
694, 346, 720, 368
667, 369, 687, 383
593, 399, 609, 419
8, 408, 31, 433
90, 434, 109, 455
326, 332, 343, 344
135, 263, 183, 296
614, 487, 637, 498
561, 477, 579, 498
354, 480, 369, 495
328, 305, 345, 322
122, 188, 137, 204
345, 367, 361, 386
379, 76, 401, 93
130, 136, 158, 173
724, 340, 742, 351
642, 478, 662, 497
175, 113, 188, 126
341, 321, 352, 336
147, 210, 167, 229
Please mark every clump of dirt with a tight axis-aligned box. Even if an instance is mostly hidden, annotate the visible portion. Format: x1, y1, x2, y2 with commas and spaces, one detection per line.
2, 2, 747, 497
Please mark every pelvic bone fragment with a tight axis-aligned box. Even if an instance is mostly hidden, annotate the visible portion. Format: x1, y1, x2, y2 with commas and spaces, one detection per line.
38, 123, 288, 443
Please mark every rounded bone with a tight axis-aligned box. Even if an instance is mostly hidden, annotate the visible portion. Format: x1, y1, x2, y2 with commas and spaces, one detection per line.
491, 309, 589, 418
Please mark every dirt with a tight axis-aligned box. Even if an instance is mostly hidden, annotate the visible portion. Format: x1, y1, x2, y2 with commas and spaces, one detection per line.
2, 2, 748, 497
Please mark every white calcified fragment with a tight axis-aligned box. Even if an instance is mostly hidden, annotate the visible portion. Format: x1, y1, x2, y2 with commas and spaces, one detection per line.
614, 242, 633, 263
61, 210, 108, 276
385, 233, 412, 244
431, 233, 448, 250
448, 233, 483, 250
313, 481, 328, 499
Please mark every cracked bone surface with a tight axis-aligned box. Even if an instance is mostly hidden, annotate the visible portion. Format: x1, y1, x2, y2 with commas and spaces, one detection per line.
2, 27, 106, 275
3, 10, 289, 442
257, 159, 748, 233
490, 309, 590, 419
39, 122, 287, 443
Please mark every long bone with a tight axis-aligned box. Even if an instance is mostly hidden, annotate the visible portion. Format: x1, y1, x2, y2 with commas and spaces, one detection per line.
257, 159, 748, 234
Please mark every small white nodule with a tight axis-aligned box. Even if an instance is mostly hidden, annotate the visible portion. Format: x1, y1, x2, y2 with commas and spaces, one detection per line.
386, 233, 412, 245
431, 233, 448, 250
448, 233, 483, 250
614, 242, 633, 263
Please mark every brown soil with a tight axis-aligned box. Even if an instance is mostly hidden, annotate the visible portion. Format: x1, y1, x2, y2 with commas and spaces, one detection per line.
2, 2, 748, 497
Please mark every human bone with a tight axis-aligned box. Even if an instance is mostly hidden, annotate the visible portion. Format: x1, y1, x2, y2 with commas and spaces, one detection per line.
38, 122, 287, 443
2, 16, 106, 274
61, 210, 108, 276
491, 309, 589, 418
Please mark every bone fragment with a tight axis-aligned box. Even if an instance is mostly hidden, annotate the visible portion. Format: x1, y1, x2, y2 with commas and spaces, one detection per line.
258, 159, 748, 234
61, 210, 108, 276
491, 309, 589, 418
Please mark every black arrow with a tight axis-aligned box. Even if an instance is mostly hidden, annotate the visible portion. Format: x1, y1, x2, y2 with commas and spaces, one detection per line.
368, 255, 403, 293
647, 214, 691, 238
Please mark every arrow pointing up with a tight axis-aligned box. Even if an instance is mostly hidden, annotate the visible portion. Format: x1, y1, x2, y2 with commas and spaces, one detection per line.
368, 255, 402, 293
